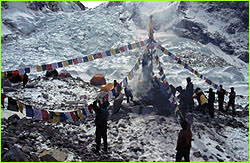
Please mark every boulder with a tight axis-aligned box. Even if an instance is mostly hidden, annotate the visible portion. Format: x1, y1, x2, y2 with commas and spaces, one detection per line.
90, 74, 106, 86
59, 72, 72, 78
2, 146, 30, 162
45, 69, 58, 77
112, 94, 124, 115
39, 149, 67, 162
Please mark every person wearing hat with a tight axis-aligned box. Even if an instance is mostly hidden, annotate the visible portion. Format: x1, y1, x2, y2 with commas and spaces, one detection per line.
217, 85, 226, 112
185, 77, 194, 112
192, 87, 208, 115
176, 120, 192, 162
226, 87, 236, 115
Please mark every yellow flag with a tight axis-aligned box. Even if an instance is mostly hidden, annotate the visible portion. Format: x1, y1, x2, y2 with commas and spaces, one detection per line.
132, 43, 137, 49
36, 66, 42, 72
174, 106, 179, 114
62, 61, 69, 67
52, 112, 60, 123
128, 73, 132, 80
211, 82, 215, 87
88, 55, 94, 61
167, 88, 171, 94
164, 49, 168, 55
110, 49, 116, 55
181, 61, 185, 66
77, 110, 85, 120
17, 102, 25, 114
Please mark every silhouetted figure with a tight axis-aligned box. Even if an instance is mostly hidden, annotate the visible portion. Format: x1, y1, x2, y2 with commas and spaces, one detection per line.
23, 73, 29, 88
176, 86, 192, 118
217, 85, 226, 112
176, 120, 192, 162
124, 87, 133, 103
185, 77, 194, 112
93, 100, 109, 153
226, 87, 236, 116
208, 88, 215, 118
114, 80, 122, 98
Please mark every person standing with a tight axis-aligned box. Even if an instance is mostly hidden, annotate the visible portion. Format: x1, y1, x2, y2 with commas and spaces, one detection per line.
176, 86, 191, 118
93, 100, 109, 153
192, 88, 208, 115
226, 87, 236, 116
124, 86, 133, 103
176, 120, 192, 162
114, 80, 122, 98
208, 88, 215, 118
217, 85, 226, 112
186, 77, 194, 112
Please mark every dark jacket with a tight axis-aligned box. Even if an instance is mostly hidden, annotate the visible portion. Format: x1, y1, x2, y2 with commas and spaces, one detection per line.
217, 89, 226, 101
229, 91, 236, 102
186, 82, 194, 97
176, 124, 192, 151
178, 89, 192, 107
208, 91, 215, 104
93, 101, 109, 128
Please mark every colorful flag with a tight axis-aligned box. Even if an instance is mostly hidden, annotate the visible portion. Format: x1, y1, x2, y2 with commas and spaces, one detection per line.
119, 47, 125, 52
26, 105, 34, 117
161, 75, 166, 81
25, 68, 30, 73
110, 49, 116, 55
17, 102, 25, 114
57, 62, 63, 68
177, 59, 182, 64
174, 106, 179, 114
41, 110, 49, 121
115, 48, 120, 54
70, 111, 79, 121
36, 66, 43, 72
73, 58, 79, 64
101, 52, 107, 58
60, 113, 67, 122
106, 51, 111, 56
67, 59, 73, 65
42, 65, 47, 71
65, 112, 73, 122
164, 49, 168, 55
1, 72, 7, 78
52, 63, 58, 69
77, 57, 83, 63
97, 53, 102, 58
77, 110, 85, 120
33, 108, 42, 120
92, 54, 98, 59
132, 43, 137, 49
83, 56, 88, 62
84, 107, 90, 117
52, 112, 60, 123
63, 61, 69, 67
47, 64, 53, 70
128, 44, 132, 50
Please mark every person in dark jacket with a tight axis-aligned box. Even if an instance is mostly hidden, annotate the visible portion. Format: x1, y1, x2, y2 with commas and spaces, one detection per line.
22, 73, 29, 88
192, 88, 208, 115
176, 119, 192, 162
226, 87, 236, 115
124, 86, 133, 103
93, 100, 109, 153
217, 85, 226, 112
208, 88, 215, 118
185, 77, 194, 112
114, 80, 122, 98
176, 86, 192, 118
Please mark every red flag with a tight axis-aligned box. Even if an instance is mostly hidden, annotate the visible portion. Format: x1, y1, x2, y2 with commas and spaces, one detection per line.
88, 105, 93, 113
41, 110, 49, 121
70, 112, 79, 121
73, 59, 79, 64
97, 53, 102, 58
47, 64, 53, 70
12, 70, 19, 76
119, 47, 125, 52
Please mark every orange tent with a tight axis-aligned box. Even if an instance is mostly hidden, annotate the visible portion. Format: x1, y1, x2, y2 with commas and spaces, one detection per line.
101, 83, 114, 92
90, 74, 106, 86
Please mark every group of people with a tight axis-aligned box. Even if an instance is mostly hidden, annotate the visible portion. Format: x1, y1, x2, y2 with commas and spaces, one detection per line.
175, 77, 237, 162
176, 77, 236, 118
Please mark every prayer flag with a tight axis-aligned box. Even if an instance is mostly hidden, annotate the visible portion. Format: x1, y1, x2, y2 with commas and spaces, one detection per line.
60, 113, 67, 122
65, 112, 73, 122
63, 61, 69, 67
52, 63, 58, 69
110, 49, 116, 55
119, 47, 125, 52
70, 112, 79, 121
41, 110, 49, 121
36, 66, 43, 72
174, 106, 179, 114
181, 61, 185, 66
128, 44, 132, 50
84, 107, 90, 116
73, 58, 79, 64
128, 73, 132, 80
88, 55, 94, 61
18, 69, 24, 75
101, 52, 107, 58
184, 63, 189, 69
33, 108, 43, 120
77, 110, 85, 120
47, 64, 53, 70
52, 112, 60, 123
97, 53, 102, 58
164, 49, 168, 55
17, 102, 25, 114
42, 65, 47, 71
92, 54, 98, 59
57, 62, 63, 68
177, 59, 182, 64
1, 72, 7, 78
161, 75, 166, 81
25, 68, 30, 73
132, 43, 137, 49
67, 59, 73, 65
77, 57, 83, 63
26, 105, 34, 117
115, 48, 120, 54
106, 51, 111, 56
83, 56, 88, 62
174, 56, 179, 61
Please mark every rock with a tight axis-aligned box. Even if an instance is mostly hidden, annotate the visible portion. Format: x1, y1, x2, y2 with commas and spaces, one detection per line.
40, 149, 67, 162
42, 93, 49, 99
2, 146, 30, 162
7, 114, 20, 122
25, 82, 36, 88
215, 145, 224, 152
193, 151, 202, 158
216, 157, 224, 162
22, 145, 33, 154
30, 153, 40, 162
45, 69, 58, 78
202, 155, 209, 161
